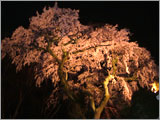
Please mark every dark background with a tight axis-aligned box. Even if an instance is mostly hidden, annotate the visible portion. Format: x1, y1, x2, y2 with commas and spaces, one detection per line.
1, 1, 159, 119
1, 1, 159, 64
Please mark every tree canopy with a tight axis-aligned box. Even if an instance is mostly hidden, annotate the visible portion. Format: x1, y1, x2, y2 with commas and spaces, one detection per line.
2, 3, 158, 119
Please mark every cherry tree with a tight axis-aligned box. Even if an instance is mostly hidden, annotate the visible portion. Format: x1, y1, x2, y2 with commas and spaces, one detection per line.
2, 3, 158, 118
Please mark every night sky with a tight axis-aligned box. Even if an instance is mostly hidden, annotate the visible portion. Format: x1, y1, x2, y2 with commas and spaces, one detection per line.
1, 1, 159, 64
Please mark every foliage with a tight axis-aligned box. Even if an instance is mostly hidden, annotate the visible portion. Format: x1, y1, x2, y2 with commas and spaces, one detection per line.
2, 2, 158, 118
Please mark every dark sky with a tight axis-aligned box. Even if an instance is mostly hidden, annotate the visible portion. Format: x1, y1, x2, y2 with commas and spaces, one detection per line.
1, 1, 159, 64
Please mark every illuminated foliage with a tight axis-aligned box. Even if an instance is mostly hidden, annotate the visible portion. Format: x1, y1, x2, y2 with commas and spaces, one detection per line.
2, 3, 158, 118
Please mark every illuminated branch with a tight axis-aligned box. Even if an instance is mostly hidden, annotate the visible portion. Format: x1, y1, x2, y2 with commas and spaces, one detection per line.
72, 44, 111, 54
58, 49, 76, 101
90, 96, 96, 112
32, 35, 61, 64
93, 75, 114, 119
33, 34, 76, 101
46, 35, 62, 64
63, 32, 80, 46
124, 70, 138, 82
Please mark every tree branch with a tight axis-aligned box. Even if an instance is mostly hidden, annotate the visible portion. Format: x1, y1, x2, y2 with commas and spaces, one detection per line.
94, 75, 114, 119
90, 96, 96, 112
72, 44, 111, 54
58, 49, 76, 101
63, 32, 80, 46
